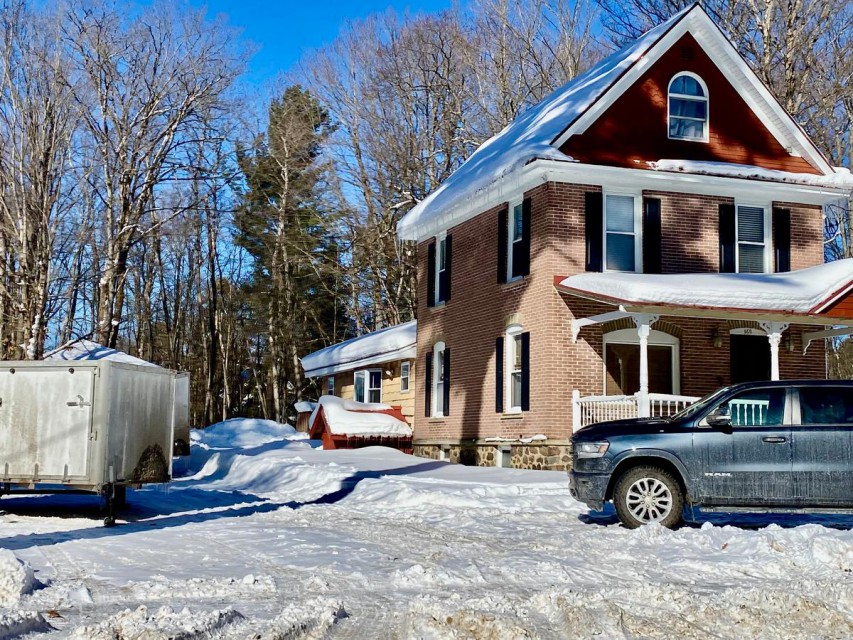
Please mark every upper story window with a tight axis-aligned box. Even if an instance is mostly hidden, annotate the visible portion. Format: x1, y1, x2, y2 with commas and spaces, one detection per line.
736, 204, 769, 273
428, 233, 451, 306
499, 198, 530, 283
604, 193, 640, 272
354, 369, 382, 404
668, 73, 708, 142
508, 201, 524, 280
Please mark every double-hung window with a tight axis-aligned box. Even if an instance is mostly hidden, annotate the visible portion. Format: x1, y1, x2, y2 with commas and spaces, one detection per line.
428, 233, 451, 307
433, 342, 446, 416
437, 236, 447, 298
604, 194, 639, 272
508, 201, 523, 280
400, 361, 411, 393
506, 326, 523, 412
736, 205, 769, 273
354, 369, 382, 404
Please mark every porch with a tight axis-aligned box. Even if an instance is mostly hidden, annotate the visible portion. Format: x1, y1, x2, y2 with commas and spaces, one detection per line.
556, 261, 853, 431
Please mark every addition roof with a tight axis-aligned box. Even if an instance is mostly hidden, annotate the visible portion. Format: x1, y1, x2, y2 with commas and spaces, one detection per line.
300, 320, 417, 378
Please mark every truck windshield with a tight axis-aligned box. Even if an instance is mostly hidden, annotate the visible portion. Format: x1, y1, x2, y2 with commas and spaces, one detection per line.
670, 386, 731, 421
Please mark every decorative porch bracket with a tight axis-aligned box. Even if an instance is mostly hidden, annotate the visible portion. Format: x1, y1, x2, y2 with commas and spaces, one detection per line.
802, 326, 853, 354
759, 321, 789, 381
570, 307, 633, 343
633, 314, 659, 417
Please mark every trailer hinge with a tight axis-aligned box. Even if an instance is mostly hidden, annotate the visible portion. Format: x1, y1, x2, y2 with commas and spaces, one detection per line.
89, 430, 97, 441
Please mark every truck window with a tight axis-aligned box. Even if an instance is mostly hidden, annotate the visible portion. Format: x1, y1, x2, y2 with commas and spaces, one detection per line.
721, 388, 785, 427
799, 388, 853, 425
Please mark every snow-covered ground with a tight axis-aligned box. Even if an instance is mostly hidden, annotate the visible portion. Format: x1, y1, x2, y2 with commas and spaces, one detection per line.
1, 419, 852, 638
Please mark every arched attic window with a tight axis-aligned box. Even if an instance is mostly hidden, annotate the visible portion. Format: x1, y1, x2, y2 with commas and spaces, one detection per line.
668, 73, 708, 142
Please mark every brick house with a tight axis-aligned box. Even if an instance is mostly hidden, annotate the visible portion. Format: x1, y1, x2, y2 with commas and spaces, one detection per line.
396, 4, 853, 470
301, 321, 417, 420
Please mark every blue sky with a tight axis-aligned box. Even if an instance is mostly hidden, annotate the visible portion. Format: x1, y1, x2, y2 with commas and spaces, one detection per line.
190, 1, 459, 86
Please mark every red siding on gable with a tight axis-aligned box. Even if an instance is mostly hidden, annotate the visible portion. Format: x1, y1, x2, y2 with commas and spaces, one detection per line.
560, 33, 820, 175
822, 290, 853, 319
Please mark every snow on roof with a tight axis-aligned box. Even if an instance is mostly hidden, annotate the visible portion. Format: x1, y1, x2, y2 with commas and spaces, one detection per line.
396, 6, 694, 241
300, 321, 416, 377
44, 338, 160, 367
649, 160, 853, 189
556, 259, 853, 315
309, 396, 412, 438
293, 401, 317, 414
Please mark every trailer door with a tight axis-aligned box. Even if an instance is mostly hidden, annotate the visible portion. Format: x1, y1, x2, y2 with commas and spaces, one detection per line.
0, 367, 94, 481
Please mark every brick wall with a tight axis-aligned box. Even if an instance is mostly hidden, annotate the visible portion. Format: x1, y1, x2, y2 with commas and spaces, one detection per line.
413, 181, 827, 449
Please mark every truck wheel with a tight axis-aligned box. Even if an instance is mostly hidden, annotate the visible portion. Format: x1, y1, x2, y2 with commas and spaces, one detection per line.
613, 466, 683, 529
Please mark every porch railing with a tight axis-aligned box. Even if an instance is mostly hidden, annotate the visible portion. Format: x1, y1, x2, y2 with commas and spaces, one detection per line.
572, 390, 700, 431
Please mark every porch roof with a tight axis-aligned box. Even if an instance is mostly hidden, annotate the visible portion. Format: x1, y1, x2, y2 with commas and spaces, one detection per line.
554, 259, 853, 325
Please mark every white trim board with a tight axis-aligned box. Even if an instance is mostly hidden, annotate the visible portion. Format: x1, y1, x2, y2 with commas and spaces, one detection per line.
399, 158, 847, 242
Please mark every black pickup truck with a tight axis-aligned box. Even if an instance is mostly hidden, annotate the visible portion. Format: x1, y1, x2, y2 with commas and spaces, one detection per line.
569, 380, 853, 528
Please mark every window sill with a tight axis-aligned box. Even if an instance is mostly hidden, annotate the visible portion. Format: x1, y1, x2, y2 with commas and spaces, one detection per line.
501, 412, 524, 420
428, 417, 446, 423
500, 277, 526, 290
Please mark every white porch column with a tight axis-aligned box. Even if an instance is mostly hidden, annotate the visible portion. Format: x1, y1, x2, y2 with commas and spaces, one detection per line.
759, 322, 789, 381
633, 314, 659, 417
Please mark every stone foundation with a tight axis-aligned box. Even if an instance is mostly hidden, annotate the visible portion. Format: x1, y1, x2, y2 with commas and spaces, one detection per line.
413, 440, 572, 471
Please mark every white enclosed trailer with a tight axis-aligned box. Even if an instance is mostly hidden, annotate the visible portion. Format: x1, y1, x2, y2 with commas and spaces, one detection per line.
0, 360, 189, 524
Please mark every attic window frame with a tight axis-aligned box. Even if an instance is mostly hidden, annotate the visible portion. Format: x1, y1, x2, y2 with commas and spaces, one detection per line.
667, 72, 709, 143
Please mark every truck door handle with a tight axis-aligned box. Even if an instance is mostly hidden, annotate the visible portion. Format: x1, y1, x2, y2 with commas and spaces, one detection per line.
762, 436, 786, 444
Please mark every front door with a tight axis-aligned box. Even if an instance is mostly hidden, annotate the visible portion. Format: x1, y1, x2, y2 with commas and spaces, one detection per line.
730, 333, 770, 384
693, 387, 792, 505
791, 386, 853, 506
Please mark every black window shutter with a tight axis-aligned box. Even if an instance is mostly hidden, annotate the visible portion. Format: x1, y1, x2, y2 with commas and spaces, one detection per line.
495, 337, 504, 413
520, 332, 530, 412
442, 348, 450, 417
441, 234, 452, 301
642, 198, 662, 274
497, 206, 508, 283
585, 192, 603, 272
427, 242, 436, 307
773, 208, 791, 273
719, 203, 736, 273
424, 351, 433, 417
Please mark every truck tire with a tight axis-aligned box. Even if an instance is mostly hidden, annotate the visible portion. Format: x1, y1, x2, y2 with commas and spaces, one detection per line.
613, 466, 683, 529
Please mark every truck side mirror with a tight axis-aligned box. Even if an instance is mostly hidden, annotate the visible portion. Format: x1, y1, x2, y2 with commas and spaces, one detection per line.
706, 406, 732, 430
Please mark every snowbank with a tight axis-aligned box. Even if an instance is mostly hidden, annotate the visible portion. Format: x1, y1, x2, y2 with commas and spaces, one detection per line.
0, 550, 39, 607
650, 159, 853, 189
309, 396, 412, 437
72, 605, 243, 640
301, 321, 416, 377
192, 418, 306, 450
558, 258, 853, 314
